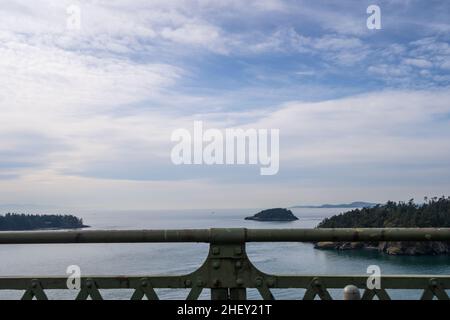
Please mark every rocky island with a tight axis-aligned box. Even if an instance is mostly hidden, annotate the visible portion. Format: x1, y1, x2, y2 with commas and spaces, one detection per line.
0, 213, 88, 231
314, 197, 450, 255
245, 208, 299, 221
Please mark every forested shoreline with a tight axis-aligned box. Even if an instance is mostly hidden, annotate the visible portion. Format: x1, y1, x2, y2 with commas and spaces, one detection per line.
316, 197, 450, 255
0, 213, 88, 231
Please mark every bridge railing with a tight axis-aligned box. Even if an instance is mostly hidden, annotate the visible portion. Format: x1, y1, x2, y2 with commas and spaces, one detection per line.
0, 228, 449, 300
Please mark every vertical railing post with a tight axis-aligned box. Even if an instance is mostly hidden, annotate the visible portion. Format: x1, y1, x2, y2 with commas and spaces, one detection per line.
208, 229, 248, 300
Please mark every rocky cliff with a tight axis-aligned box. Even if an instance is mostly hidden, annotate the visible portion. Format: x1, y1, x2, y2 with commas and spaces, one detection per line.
315, 241, 450, 255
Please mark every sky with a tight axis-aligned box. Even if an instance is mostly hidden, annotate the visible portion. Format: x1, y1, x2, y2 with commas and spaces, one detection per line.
0, 0, 449, 210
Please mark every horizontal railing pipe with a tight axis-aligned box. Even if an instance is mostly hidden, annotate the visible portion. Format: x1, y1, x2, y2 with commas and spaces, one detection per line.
0, 229, 211, 244
0, 228, 449, 244
245, 228, 450, 242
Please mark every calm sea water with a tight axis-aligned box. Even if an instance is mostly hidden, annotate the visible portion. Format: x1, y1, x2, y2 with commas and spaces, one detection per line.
0, 208, 449, 300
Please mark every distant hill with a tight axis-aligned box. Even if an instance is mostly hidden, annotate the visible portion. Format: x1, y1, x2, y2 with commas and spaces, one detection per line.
0, 204, 57, 211
291, 201, 378, 209
0, 213, 88, 231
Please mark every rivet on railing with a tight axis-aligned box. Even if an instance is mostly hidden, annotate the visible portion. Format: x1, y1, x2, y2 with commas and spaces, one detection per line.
266, 278, 275, 287
212, 261, 220, 269
312, 278, 321, 287
212, 247, 220, 255
235, 261, 242, 269
236, 278, 244, 286
184, 279, 192, 287
255, 278, 263, 287
31, 280, 38, 289
140, 280, 148, 287
196, 279, 204, 287
430, 279, 438, 287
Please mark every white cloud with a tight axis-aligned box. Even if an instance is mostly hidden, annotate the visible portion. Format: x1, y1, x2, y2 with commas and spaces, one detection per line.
403, 58, 433, 68
0, 0, 290, 57
255, 89, 450, 167
0, 32, 182, 115
2, 89, 450, 209
368, 64, 410, 77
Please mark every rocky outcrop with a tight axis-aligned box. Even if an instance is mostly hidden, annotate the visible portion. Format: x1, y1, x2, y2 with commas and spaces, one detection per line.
378, 241, 450, 255
315, 242, 369, 251
314, 241, 450, 255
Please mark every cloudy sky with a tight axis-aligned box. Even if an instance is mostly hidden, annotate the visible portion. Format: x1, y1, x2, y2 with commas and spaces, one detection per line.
0, 0, 449, 210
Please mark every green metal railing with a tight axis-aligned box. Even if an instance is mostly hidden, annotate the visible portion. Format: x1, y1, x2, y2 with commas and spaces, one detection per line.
0, 228, 449, 300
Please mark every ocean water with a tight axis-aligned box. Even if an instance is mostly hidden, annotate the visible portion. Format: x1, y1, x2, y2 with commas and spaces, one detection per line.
0, 208, 449, 300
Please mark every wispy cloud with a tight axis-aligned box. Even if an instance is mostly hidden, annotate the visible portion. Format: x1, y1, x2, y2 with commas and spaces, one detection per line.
0, 1, 449, 208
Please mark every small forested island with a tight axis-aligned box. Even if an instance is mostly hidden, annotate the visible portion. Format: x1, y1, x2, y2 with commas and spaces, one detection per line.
245, 208, 299, 221
315, 197, 450, 255
0, 213, 88, 231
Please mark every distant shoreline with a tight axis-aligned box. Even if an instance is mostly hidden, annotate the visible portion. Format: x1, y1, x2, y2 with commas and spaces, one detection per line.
2, 226, 91, 232
291, 201, 378, 209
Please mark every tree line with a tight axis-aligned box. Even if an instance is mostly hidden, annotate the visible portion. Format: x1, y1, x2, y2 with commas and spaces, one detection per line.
317, 196, 450, 228
0, 213, 86, 231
